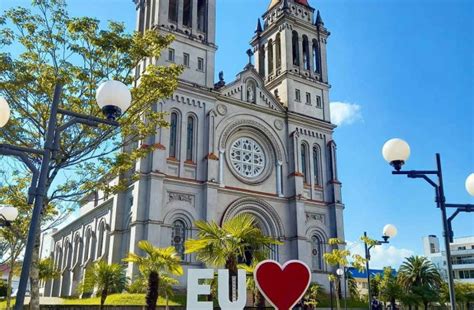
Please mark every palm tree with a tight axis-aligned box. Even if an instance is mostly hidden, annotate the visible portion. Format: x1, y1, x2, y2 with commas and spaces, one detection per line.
81, 261, 127, 310
238, 262, 266, 309
124, 240, 183, 310
185, 213, 282, 300
397, 256, 442, 309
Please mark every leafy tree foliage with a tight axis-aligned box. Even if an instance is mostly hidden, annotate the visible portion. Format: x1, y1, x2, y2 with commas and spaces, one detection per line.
0, 0, 181, 307
81, 261, 128, 309
124, 241, 183, 310
185, 214, 281, 300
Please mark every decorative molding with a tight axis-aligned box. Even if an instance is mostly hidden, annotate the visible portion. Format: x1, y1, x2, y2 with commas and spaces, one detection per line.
274, 119, 284, 131
168, 192, 194, 205
305, 212, 326, 225
216, 104, 228, 116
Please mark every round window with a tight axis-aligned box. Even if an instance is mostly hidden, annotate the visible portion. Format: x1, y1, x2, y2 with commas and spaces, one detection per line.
230, 137, 266, 178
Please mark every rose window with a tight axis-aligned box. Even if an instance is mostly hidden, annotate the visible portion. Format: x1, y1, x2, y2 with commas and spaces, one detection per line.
230, 137, 266, 178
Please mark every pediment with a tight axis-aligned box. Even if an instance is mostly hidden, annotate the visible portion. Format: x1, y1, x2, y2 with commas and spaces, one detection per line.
218, 66, 285, 112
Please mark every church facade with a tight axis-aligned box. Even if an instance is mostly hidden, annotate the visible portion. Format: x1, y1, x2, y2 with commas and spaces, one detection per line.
44, 0, 345, 297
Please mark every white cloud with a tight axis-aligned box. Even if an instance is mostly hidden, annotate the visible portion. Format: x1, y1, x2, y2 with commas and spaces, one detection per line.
330, 101, 363, 126
346, 241, 415, 270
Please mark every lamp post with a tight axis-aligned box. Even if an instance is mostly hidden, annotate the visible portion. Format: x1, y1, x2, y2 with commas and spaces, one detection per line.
337, 267, 347, 310
364, 224, 397, 309
0, 206, 19, 227
382, 138, 474, 310
0, 80, 131, 310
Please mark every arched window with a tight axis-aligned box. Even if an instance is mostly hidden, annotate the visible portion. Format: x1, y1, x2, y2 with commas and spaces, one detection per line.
84, 228, 91, 262
64, 240, 72, 269
145, 0, 152, 30
171, 220, 187, 260
97, 222, 106, 258
73, 235, 82, 266
169, 112, 179, 159
259, 45, 265, 76
301, 144, 309, 184
90, 231, 97, 261
55, 245, 63, 269
312, 39, 320, 73
183, 0, 192, 27
186, 116, 195, 162
168, 0, 178, 23
292, 31, 300, 66
302, 35, 310, 71
197, 0, 206, 32
275, 33, 282, 69
313, 146, 321, 186
268, 39, 274, 74
311, 235, 324, 270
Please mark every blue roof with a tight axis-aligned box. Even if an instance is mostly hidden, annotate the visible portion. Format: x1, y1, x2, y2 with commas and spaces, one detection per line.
347, 267, 397, 279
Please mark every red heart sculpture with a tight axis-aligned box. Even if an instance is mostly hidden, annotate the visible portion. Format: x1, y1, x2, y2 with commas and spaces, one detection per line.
254, 260, 311, 310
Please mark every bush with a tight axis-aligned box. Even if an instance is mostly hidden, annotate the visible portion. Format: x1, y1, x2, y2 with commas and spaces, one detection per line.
0, 280, 8, 298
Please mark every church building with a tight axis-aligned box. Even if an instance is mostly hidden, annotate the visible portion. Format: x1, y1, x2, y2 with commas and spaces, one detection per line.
44, 0, 345, 296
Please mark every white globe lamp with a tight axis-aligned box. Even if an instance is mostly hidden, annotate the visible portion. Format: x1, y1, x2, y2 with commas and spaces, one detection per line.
0, 206, 18, 223
96, 80, 132, 120
382, 138, 411, 171
465, 173, 474, 197
382, 224, 398, 242
0, 97, 11, 128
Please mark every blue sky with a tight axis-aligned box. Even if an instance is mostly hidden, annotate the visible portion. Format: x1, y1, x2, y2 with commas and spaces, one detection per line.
2, 0, 473, 268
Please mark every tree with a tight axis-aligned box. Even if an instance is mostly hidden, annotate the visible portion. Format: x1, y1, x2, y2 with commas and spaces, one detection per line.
323, 238, 367, 310
440, 282, 474, 309
81, 261, 127, 309
346, 271, 359, 301
379, 267, 402, 308
397, 256, 442, 310
0, 0, 181, 307
38, 257, 60, 282
0, 177, 56, 310
304, 282, 324, 309
238, 261, 266, 309
124, 241, 183, 310
185, 214, 282, 300
128, 273, 179, 310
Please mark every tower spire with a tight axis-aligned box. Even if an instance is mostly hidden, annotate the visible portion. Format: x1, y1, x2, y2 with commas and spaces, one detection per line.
315, 10, 324, 26
255, 18, 263, 34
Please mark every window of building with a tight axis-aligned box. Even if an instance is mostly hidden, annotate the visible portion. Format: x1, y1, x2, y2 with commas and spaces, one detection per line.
268, 39, 274, 74
97, 222, 105, 258
313, 39, 320, 73
183, 53, 190, 67
168, 48, 175, 62
246, 80, 257, 103
313, 146, 321, 186
292, 31, 299, 66
259, 45, 266, 76
295, 89, 301, 102
302, 35, 310, 71
197, 0, 206, 32
171, 220, 187, 260
84, 228, 91, 262
276, 33, 282, 69
311, 235, 324, 270
458, 246, 466, 250
183, 0, 192, 27
197, 57, 204, 71
186, 116, 195, 162
306, 92, 311, 105
168, 0, 178, 22
430, 243, 436, 253
316, 95, 322, 108
169, 112, 179, 158
230, 137, 266, 178
301, 143, 309, 184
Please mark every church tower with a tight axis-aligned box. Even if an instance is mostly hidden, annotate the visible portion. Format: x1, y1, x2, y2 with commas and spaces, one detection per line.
134, 0, 217, 88
252, 0, 330, 121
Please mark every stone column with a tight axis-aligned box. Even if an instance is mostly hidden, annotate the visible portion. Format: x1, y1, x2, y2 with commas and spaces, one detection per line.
218, 149, 225, 187
276, 161, 283, 197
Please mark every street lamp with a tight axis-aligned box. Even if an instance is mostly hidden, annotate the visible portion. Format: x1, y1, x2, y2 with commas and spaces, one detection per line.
363, 224, 397, 309
0, 206, 19, 227
382, 138, 474, 310
0, 97, 11, 128
336, 267, 347, 310
0, 80, 131, 310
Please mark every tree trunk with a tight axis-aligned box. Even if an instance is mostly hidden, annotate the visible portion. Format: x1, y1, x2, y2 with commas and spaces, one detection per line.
225, 257, 238, 301
165, 291, 169, 310
100, 287, 108, 310
256, 291, 266, 309
6, 252, 15, 310
146, 271, 159, 310
29, 234, 41, 310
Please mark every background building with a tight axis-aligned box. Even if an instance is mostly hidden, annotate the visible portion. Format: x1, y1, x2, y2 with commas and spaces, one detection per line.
43, 0, 346, 296
423, 235, 474, 283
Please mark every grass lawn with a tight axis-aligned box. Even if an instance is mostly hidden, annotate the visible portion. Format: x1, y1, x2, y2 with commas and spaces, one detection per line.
0, 293, 186, 307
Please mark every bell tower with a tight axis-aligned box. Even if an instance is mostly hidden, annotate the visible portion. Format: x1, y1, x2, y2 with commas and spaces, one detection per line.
251, 0, 330, 121
134, 0, 217, 88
